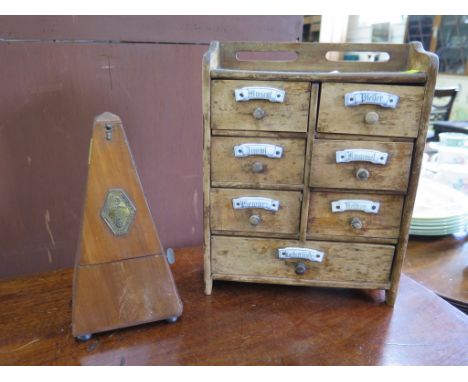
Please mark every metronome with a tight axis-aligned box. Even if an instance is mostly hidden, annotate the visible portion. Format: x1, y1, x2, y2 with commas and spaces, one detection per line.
72, 112, 182, 340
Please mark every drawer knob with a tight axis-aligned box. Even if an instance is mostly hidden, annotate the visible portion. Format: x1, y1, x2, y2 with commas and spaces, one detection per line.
249, 214, 261, 226
252, 107, 266, 120
295, 262, 307, 275
350, 217, 363, 230
356, 168, 370, 181
365, 111, 380, 124
251, 161, 264, 173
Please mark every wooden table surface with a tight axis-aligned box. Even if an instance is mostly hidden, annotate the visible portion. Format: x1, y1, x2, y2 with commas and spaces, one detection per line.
404, 234, 467, 313
0, 246, 467, 366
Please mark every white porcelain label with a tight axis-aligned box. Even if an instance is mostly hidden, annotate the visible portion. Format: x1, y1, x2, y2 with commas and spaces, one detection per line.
344, 91, 399, 109
235, 87, 285, 103
234, 143, 283, 158
278, 247, 325, 262
331, 199, 380, 214
232, 197, 280, 212
336, 149, 388, 165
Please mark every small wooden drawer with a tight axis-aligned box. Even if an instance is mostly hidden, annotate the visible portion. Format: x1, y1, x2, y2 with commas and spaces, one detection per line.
211, 236, 395, 285
211, 80, 311, 133
307, 191, 404, 240
211, 136, 306, 188
210, 188, 301, 236
317, 83, 425, 138
309, 139, 414, 192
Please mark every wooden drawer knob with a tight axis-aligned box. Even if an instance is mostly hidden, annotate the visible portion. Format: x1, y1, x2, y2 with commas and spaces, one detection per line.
356, 168, 370, 181
295, 262, 307, 275
350, 217, 363, 230
252, 107, 266, 120
251, 161, 265, 173
365, 111, 379, 124
249, 214, 261, 226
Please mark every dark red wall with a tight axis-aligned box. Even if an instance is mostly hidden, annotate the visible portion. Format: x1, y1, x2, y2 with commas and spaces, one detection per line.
0, 16, 303, 279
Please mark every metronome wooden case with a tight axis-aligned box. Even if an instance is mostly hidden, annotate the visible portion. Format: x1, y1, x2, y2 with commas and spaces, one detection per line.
72, 112, 183, 340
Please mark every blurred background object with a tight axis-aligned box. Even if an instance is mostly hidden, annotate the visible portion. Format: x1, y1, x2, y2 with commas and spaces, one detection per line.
302, 15, 468, 238
1, 15, 466, 280
430, 88, 460, 124
0, 15, 303, 280
304, 15, 468, 120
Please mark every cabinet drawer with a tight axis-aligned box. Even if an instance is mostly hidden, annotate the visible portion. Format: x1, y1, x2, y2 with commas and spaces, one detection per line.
307, 191, 404, 239
309, 139, 414, 192
211, 80, 311, 133
317, 83, 425, 138
212, 236, 395, 284
212, 136, 306, 188
210, 188, 301, 236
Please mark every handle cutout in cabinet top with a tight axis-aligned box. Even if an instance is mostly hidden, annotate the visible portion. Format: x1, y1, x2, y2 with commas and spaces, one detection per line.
325, 51, 390, 63
236, 50, 298, 62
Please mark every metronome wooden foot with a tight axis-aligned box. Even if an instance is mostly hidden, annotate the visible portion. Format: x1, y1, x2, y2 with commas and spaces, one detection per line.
72, 112, 183, 340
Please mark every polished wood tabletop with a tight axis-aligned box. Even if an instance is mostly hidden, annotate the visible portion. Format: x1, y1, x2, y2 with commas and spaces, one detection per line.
0, 246, 467, 366
404, 234, 467, 313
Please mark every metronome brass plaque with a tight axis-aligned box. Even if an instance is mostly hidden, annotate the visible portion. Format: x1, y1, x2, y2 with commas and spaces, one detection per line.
100, 188, 136, 236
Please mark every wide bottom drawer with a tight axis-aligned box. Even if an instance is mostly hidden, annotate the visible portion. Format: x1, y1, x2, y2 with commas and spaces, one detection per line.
211, 236, 395, 286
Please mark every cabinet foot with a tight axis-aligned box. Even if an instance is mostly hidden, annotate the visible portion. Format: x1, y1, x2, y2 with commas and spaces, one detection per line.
385, 290, 397, 307
76, 333, 92, 341
204, 279, 213, 295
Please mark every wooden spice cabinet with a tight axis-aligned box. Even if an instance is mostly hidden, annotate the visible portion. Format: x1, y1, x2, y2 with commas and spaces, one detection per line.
203, 41, 438, 305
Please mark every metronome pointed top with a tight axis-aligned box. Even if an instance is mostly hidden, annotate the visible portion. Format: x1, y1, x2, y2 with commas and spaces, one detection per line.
94, 112, 122, 123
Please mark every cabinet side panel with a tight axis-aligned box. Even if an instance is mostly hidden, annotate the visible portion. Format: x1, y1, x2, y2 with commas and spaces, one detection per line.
203, 42, 220, 295
387, 45, 439, 305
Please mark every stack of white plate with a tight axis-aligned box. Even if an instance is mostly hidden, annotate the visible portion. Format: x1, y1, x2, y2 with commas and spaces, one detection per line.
410, 178, 468, 236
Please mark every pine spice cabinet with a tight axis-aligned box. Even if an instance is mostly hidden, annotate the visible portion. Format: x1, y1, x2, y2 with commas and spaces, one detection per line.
203, 41, 438, 305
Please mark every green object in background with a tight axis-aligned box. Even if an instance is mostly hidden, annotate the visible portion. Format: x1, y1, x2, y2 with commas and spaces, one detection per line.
452, 108, 468, 120
439, 132, 468, 147
343, 53, 359, 61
